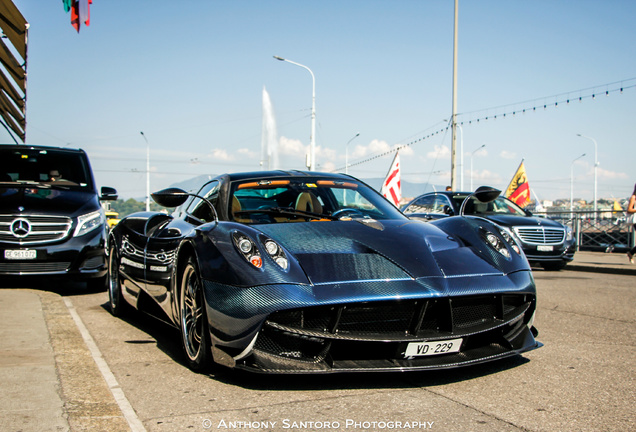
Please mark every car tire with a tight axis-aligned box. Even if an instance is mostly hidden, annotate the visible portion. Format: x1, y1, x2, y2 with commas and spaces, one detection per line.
179, 257, 212, 373
541, 261, 567, 271
108, 246, 129, 316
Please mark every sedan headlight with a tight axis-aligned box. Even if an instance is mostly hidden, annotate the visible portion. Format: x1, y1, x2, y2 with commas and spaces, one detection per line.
74, 210, 104, 237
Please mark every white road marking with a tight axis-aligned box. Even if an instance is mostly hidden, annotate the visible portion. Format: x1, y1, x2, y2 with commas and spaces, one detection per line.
63, 297, 147, 432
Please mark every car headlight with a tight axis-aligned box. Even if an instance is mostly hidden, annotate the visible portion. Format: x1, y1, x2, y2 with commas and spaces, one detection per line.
485, 231, 510, 258
498, 227, 522, 255
481, 227, 521, 259
565, 226, 573, 241
232, 232, 262, 268
261, 237, 288, 270
74, 210, 104, 237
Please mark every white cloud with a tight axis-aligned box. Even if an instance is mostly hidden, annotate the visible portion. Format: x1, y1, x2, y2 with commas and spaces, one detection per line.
316, 146, 337, 162
350, 139, 414, 160
500, 150, 516, 159
278, 136, 306, 157
593, 167, 629, 180
426, 145, 450, 160
237, 148, 257, 158
320, 161, 336, 172
208, 148, 233, 161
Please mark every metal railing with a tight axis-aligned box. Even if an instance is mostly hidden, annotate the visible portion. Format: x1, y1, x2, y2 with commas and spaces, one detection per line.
533, 210, 635, 252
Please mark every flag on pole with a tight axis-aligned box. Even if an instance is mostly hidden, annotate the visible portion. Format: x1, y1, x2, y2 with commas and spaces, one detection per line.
66, 0, 92, 32
613, 200, 623, 213
504, 160, 531, 208
381, 152, 401, 207
531, 188, 545, 212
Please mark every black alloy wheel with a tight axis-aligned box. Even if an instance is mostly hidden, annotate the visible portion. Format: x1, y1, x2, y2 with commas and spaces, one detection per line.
180, 257, 212, 372
108, 246, 128, 316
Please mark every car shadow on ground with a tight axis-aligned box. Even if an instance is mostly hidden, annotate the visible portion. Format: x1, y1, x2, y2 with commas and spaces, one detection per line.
218, 356, 531, 391
0, 281, 534, 392
0, 278, 103, 294
94, 298, 532, 392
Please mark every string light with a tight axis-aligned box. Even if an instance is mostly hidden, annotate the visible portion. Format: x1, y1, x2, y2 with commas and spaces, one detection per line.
336, 77, 635, 172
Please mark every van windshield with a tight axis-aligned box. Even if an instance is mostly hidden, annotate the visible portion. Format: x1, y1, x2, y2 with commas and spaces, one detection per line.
0, 147, 93, 190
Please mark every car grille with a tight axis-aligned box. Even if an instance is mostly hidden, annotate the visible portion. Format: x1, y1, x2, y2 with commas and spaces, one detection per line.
0, 262, 70, 273
0, 215, 73, 245
250, 294, 534, 370
513, 226, 565, 245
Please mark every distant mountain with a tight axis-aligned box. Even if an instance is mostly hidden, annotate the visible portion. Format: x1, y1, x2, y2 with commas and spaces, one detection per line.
170, 174, 218, 192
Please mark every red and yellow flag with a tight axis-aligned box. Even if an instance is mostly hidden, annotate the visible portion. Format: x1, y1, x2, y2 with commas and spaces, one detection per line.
505, 161, 531, 208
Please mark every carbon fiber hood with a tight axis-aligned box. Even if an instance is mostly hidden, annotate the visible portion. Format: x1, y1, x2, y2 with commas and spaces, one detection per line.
255, 219, 503, 283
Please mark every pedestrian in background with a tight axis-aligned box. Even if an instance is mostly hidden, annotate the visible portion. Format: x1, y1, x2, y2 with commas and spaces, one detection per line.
627, 183, 636, 263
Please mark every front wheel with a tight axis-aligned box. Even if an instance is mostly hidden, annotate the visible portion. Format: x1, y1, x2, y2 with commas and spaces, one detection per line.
108, 245, 129, 316
179, 258, 212, 373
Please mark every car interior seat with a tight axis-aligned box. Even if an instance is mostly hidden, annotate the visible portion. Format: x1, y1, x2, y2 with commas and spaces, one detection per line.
232, 196, 251, 223
295, 192, 322, 214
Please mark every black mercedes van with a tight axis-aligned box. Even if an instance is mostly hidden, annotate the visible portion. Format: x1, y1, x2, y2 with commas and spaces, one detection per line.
0, 145, 117, 289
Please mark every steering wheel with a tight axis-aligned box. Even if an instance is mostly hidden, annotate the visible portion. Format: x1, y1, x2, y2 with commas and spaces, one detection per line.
332, 208, 365, 219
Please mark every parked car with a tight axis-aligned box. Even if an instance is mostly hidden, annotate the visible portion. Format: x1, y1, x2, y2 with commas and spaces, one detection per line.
402, 190, 575, 270
0, 145, 117, 289
108, 171, 539, 374
105, 211, 120, 229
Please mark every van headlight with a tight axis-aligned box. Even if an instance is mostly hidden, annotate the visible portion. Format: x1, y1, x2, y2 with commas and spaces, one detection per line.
565, 226, 573, 241
74, 210, 104, 237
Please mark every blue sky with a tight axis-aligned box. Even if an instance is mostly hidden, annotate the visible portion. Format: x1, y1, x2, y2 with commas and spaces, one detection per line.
9, 0, 636, 202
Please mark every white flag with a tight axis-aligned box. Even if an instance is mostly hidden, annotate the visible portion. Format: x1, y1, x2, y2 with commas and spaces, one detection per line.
381, 152, 401, 207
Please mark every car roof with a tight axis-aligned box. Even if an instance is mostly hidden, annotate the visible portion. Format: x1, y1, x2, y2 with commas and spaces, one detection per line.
0, 144, 86, 155
222, 170, 359, 183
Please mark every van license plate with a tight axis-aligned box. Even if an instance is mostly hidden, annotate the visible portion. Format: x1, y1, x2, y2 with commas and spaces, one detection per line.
4, 249, 37, 260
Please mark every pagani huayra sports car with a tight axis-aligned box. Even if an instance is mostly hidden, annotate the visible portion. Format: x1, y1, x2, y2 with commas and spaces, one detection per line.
107, 171, 540, 374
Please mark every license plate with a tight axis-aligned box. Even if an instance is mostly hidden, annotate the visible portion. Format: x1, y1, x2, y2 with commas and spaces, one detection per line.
4, 249, 37, 260
537, 245, 554, 252
405, 338, 462, 357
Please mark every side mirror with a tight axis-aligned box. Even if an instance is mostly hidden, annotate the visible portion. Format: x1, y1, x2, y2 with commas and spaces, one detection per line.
100, 186, 118, 201
473, 186, 501, 203
151, 188, 190, 208
151, 188, 218, 223
459, 186, 501, 216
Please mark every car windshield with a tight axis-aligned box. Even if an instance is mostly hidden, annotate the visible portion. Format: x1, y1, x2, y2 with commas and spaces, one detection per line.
229, 178, 405, 224
458, 195, 527, 216
0, 147, 92, 189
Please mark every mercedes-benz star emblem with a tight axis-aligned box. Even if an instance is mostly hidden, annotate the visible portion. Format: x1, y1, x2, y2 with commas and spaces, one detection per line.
11, 218, 31, 238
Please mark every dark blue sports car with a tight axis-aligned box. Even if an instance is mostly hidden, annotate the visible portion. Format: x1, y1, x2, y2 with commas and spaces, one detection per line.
107, 171, 539, 374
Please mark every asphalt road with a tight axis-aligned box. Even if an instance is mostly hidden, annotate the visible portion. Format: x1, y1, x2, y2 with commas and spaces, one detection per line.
1, 264, 635, 432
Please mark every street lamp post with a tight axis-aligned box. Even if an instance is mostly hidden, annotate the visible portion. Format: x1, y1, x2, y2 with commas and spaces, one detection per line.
140, 131, 150, 211
274, 56, 316, 171
345, 132, 360, 174
458, 123, 464, 190
576, 134, 598, 217
570, 153, 586, 217
470, 144, 485, 191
